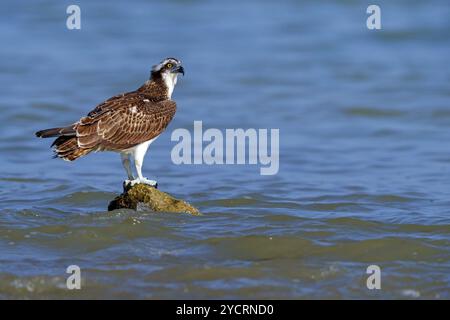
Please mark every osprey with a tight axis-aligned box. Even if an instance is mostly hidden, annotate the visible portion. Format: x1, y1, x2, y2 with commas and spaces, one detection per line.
35, 57, 184, 187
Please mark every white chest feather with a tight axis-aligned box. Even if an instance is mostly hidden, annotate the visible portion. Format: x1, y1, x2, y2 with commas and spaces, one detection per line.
162, 72, 178, 99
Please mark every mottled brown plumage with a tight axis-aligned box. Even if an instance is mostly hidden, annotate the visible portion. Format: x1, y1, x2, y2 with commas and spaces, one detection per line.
36, 60, 180, 162
76, 91, 176, 153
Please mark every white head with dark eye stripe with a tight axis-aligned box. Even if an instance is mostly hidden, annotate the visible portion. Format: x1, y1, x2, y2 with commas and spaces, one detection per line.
151, 58, 184, 99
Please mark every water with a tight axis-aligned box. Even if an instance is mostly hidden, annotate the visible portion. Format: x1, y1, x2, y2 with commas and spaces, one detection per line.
0, 0, 449, 299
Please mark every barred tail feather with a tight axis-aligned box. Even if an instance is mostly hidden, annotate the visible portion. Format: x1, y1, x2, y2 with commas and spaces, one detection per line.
35, 126, 76, 138
52, 136, 91, 161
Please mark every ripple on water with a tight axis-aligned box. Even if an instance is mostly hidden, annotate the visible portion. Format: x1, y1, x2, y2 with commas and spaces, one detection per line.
343, 107, 406, 118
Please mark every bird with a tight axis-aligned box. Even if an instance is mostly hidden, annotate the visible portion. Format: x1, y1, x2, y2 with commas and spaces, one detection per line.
35, 57, 184, 188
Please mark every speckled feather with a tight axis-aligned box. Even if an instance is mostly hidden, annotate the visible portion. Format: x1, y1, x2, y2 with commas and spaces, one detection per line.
47, 75, 176, 160
77, 91, 176, 151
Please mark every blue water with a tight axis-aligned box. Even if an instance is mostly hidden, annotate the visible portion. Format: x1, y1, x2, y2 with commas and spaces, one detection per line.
0, 0, 449, 299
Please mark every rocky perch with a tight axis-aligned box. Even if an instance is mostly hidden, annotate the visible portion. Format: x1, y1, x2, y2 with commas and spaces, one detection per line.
108, 183, 200, 215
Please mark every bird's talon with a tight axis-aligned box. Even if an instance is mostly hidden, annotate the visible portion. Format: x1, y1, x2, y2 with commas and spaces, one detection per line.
124, 178, 157, 188
141, 178, 158, 187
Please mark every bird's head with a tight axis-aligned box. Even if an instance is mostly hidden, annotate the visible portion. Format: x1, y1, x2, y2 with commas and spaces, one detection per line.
150, 57, 184, 99
151, 57, 184, 78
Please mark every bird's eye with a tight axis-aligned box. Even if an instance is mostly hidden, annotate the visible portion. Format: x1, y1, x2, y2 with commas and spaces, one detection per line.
166, 63, 173, 68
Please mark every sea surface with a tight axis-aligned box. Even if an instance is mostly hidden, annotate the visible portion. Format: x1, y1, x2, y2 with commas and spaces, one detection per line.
0, 0, 449, 299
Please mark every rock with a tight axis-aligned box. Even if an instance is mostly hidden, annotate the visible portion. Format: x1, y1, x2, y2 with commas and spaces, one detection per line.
108, 183, 200, 215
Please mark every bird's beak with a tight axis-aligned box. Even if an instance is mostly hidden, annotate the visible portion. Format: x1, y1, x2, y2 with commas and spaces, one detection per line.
172, 65, 184, 76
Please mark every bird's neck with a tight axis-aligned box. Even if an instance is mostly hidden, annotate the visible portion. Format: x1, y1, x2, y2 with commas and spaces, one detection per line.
138, 73, 177, 101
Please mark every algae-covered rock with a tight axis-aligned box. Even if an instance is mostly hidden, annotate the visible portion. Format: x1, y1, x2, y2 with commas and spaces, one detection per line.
108, 183, 200, 215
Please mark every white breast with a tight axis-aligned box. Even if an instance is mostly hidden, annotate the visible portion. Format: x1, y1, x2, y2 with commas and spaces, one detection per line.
162, 72, 178, 99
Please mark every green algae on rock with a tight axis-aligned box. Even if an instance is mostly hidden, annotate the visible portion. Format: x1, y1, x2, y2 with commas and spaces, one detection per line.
108, 183, 200, 215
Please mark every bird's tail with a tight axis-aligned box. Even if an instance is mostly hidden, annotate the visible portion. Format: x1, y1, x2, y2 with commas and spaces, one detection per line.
35, 126, 75, 138
51, 136, 91, 161
35, 126, 91, 161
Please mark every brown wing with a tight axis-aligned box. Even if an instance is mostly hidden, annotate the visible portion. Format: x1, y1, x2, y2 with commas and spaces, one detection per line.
76, 92, 176, 151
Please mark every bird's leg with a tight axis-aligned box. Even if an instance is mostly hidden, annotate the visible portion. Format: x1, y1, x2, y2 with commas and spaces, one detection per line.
128, 145, 157, 187
121, 153, 135, 185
